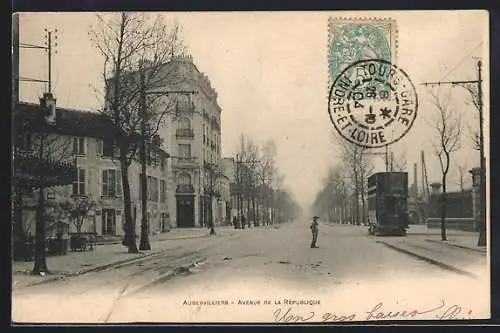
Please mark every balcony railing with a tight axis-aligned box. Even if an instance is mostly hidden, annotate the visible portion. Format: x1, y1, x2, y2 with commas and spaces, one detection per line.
176, 184, 195, 194
173, 156, 198, 169
176, 128, 194, 139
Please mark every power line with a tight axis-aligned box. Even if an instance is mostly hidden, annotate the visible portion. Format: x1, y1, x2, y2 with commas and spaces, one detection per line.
440, 42, 483, 81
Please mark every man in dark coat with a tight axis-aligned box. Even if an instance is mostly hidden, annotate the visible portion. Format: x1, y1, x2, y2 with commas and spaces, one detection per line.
310, 216, 319, 248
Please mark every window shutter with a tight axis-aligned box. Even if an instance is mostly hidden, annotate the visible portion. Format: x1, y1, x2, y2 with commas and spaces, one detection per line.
98, 139, 103, 156
80, 138, 86, 155
102, 170, 108, 196
73, 137, 78, 153
116, 170, 122, 196
109, 170, 116, 196
80, 169, 86, 195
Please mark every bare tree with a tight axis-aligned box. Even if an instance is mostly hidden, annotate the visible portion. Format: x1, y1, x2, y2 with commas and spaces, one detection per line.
14, 102, 76, 274
60, 197, 97, 234
203, 162, 228, 235
234, 134, 261, 228
391, 148, 408, 172
258, 140, 277, 226
428, 88, 462, 241
89, 13, 185, 252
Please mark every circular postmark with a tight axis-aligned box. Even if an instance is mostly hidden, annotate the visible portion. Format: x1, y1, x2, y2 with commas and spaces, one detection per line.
328, 59, 418, 148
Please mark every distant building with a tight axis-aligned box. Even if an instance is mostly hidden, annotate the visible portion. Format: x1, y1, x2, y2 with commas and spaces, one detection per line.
13, 100, 170, 237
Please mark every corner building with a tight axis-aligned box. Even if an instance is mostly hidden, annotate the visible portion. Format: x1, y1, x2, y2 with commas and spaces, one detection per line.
151, 55, 223, 228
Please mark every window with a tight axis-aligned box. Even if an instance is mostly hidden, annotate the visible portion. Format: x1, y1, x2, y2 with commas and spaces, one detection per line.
149, 151, 159, 168
72, 168, 86, 196
102, 139, 114, 157
160, 180, 166, 202
102, 209, 116, 235
102, 169, 122, 197
147, 176, 159, 202
178, 117, 191, 130
96, 139, 103, 156
73, 137, 86, 155
178, 172, 191, 185
178, 144, 191, 159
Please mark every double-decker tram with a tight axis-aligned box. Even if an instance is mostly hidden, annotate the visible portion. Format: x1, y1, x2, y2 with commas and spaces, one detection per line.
367, 172, 409, 236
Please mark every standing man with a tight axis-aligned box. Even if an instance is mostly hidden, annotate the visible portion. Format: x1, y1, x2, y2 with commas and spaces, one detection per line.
310, 216, 320, 248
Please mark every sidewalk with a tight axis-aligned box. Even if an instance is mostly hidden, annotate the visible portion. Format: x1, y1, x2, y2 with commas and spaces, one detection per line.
12, 226, 236, 290
376, 224, 487, 277
406, 224, 486, 254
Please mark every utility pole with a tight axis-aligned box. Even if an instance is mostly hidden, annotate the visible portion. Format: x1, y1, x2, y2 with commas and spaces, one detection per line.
19, 28, 58, 93
17, 28, 59, 275
421, 60, 485, 247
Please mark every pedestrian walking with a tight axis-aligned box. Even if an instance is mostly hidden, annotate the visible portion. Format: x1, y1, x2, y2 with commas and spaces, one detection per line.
310, 216, 319, 248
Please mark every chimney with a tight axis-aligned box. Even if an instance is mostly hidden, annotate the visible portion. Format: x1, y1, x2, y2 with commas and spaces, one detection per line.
12, 13, 19, 107
40, 92, 56, 125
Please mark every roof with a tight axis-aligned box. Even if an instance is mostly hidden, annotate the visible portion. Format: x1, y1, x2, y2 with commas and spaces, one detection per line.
13, 102, 169, 157
14, 102, 116, 140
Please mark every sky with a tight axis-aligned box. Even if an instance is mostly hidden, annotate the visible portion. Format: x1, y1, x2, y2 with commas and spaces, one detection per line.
16, 11, 489, 209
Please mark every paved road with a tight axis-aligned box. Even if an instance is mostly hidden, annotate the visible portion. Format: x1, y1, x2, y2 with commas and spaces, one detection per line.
12, 221, 489, 323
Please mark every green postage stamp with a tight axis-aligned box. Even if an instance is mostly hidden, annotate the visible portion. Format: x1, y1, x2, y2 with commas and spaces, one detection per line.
328, 17, 398, 84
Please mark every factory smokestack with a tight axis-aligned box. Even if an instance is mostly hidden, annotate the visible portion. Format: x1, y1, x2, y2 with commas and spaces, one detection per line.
412, 162, 418, 198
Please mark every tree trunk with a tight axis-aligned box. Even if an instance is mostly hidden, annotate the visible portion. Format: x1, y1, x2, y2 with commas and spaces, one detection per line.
353, 165, 360, 225
255, 196, 260, 227
139, 69, 151, 250
120, 148, 139, 253
13, 190, 25, 260
478, 160, 486, 246
33, 134, 48, 275
139, 148, 150, 250
252, 196, 257, 227
209, 168, 216, 235
440, 175, 447, 241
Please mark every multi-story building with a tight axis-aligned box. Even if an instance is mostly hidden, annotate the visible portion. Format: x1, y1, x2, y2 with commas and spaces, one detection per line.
139, 55, 224, 228
13, 98, 171, 237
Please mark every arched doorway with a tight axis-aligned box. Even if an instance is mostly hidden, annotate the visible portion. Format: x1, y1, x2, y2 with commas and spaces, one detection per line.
176, 172, 195, 228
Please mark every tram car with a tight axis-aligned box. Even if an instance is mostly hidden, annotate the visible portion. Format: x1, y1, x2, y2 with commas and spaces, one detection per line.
367, 172, 409, 236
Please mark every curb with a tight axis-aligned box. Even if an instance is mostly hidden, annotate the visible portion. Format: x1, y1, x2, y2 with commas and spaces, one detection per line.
14, 231, 235, 290
376, 240, 478, 279
425, 239, 487, 254
13, 251, 162, 290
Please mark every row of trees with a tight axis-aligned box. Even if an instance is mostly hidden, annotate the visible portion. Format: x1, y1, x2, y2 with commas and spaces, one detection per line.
232, 134, 301, 226
312, 133, 408, 225
313, 87, 480, 244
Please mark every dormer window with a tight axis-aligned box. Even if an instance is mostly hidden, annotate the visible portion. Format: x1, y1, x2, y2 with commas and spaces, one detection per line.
73, 137, 86, 155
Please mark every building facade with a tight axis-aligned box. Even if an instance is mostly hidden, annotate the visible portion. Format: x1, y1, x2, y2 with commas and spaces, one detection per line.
143, 55, 224, 228
14, 101, 171, 238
